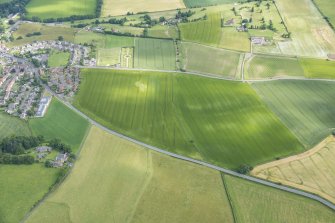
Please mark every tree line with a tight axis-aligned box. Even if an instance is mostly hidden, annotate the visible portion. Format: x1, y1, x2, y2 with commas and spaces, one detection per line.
0, 0, 30, 18
0, 136, 72, 165
0, 135, 43, 164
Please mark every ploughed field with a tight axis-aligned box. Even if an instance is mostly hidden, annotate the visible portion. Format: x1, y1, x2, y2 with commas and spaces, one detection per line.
73, 69, 304, 169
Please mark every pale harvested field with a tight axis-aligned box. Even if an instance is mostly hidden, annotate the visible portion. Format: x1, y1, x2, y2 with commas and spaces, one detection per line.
26, 126, 234, 223
252, 136, 335, 204
276, 0, 335, 57
101, 0, 186, 17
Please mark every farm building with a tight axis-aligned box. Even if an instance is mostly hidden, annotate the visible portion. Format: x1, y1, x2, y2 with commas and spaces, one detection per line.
251, 37, 265, 45
52, 153, 68, 167
36, 146, 52, 153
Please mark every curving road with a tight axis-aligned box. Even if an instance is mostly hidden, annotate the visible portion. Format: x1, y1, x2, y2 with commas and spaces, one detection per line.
46, 87, 335, 211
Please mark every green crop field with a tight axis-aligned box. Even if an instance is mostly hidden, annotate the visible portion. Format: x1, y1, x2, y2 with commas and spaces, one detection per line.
313, 0, 335, 28
29, 98, 90, 153
0, 0, 11, 3
25, 0, 96, 19
0, 112, 31, 139
74, 69, 303, 169
26, 126, 234, 223
48, 51, 70, 67
253, 80, 335, 148
275, 0, 335, 57
181, 42, 242, 78
224, 175, 335, 223
10, 23, 77, 47
0, 164, 59, 223
134, 38, 176, 70
179, 13, 222, 47
300, 58, 335, 79
245, 55, 305, 79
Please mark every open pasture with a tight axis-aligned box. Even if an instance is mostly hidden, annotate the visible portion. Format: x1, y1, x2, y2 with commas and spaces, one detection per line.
179, 13, 222, 47
48, 51, 70, 67
134, 38, 176, 70
96, 48, 121, 66
0, 164, 59, 223
74, 69, 303, 169
181, 42, 242, 78
26, 126, 234, 223
74, 31, 134, 48
252, 80, 335, 148
147, 25, 179, 39
275, 0, 335, 57
183, 0, 249, 8
0, 112, 31, 139
101, 0, 185, 17
25, 0, 96, 19
300, 58, 335, 79
252, 136, 335, 204
245, 55, 304, 79
313, 0, 335, 28
220, 27, 250, 52
10, 23, 77, 47
224, 175, 335, 223
29, 99, 90, 153
99, 24, 144, 36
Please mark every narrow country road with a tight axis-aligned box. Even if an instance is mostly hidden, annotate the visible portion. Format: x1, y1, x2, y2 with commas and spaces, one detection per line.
76, 65, 335, 83
45, 87, 335, 211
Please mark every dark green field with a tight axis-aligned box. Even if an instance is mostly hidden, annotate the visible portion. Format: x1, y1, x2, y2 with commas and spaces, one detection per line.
253, 80, 335, 148
74, 69, 303, 169
29, 98, 90, 153
26, 0, 96, 19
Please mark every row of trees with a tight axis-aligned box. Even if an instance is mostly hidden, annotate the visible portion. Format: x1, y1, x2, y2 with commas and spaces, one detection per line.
0, 135, 44, 155
0, 136, 72, 165
0, 0, 30, 18
48, 138, 71, 153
